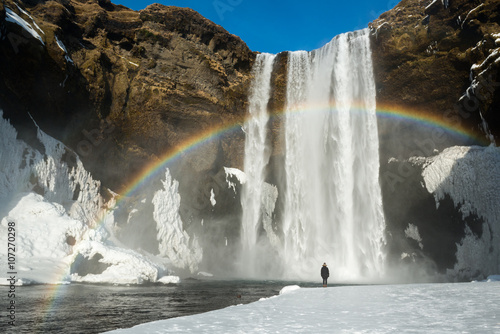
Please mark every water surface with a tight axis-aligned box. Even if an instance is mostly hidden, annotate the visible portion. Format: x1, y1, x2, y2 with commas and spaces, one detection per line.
1, 279, 321, 333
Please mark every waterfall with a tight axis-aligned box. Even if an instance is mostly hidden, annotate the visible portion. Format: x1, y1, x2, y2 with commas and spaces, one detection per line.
241, 29, 386, 281
240, 53, 276, 274
283, 29, 386, 281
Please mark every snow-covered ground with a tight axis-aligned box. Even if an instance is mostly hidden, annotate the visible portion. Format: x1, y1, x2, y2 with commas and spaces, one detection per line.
106, 279, 500, 334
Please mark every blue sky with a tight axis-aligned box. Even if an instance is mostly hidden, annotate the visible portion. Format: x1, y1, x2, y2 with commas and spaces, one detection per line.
114, 0, 400, 53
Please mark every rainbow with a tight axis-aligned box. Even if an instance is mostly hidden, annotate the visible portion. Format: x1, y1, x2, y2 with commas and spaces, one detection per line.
131, 104, 482, 189
116, 121, 243, 199
375, 104, 485, 141
109, 102, 488, 222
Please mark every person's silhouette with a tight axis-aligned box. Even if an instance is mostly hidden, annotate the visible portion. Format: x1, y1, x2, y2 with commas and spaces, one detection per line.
321, 263, 329, 287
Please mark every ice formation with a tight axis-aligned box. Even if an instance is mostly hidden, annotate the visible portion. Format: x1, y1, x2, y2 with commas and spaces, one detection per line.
153, 169, 202, 273
0, 112, 194, 285
224, 166, 247, 193
0, 111, 102, 284
421, 145, 500, 279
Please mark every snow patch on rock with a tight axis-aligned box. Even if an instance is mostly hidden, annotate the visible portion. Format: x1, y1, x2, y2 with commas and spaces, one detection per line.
5, 7, 44, 45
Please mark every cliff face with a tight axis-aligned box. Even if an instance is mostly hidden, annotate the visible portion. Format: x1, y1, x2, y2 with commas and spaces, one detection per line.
369, 0, 500, 280
371, 0, 500, 149
0, 0, 255, 191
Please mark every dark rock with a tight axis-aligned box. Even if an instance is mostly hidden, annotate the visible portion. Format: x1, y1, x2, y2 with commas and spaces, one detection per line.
0, 0, 255, 193
70, 253, 110, 276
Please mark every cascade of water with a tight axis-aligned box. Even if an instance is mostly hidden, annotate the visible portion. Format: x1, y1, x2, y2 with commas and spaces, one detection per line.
282, 29, 386, 281
240, 53, 276, 274
241, 30, 385, 281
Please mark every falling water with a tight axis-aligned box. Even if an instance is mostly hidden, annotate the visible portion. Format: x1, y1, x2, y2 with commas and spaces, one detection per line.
282, 29, 386, 281
241, 30, 386, 281
240, 53, 276, 274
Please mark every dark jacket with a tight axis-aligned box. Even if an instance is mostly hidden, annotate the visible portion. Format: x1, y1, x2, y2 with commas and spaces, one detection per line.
321, 266, 329, 279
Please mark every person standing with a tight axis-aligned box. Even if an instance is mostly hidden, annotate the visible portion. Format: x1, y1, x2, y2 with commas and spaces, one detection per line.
321, 263, 329, 287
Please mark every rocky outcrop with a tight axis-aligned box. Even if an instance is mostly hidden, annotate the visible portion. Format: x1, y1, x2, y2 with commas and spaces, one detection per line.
369, 0, 500, 280
370, 0, 500, 152
0, 0, 255, 191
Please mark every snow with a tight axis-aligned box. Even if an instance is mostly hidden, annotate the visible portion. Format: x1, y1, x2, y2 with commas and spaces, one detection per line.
0, 193, 84, 284
373, 21, 391, 36
55, 35, 74, 64
104, 281, 500, 333
0, 112, 181, 285
465, 47, 499, 145
425, 0, 438, 11
421, 145, 500, 279
279, 284, 300, 295
404, 223, 423, 249
492, 33, 500, 45
209, 188, 216, 206
224, 167, 247, 193
70, 240, 168, 285
14, 3, 44, 36
5, 7, 44, 45
462, 4, 484, 29
471, 48, 500, 72
153, 170, 202, 273
120, 56, 139, 67
158, 275, 181, 284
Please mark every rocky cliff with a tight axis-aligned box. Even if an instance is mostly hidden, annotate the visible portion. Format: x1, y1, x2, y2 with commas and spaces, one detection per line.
371, 0, 500, 158
369, 0, 500, 280
0, 0, 255, 192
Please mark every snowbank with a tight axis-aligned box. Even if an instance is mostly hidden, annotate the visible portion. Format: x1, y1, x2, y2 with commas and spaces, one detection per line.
279, 285, 300, 295
104, 282, 500, 333
0, 192, 84, 284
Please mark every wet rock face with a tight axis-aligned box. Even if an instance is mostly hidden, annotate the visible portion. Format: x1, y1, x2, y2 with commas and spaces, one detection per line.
0, 0, 255, 191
